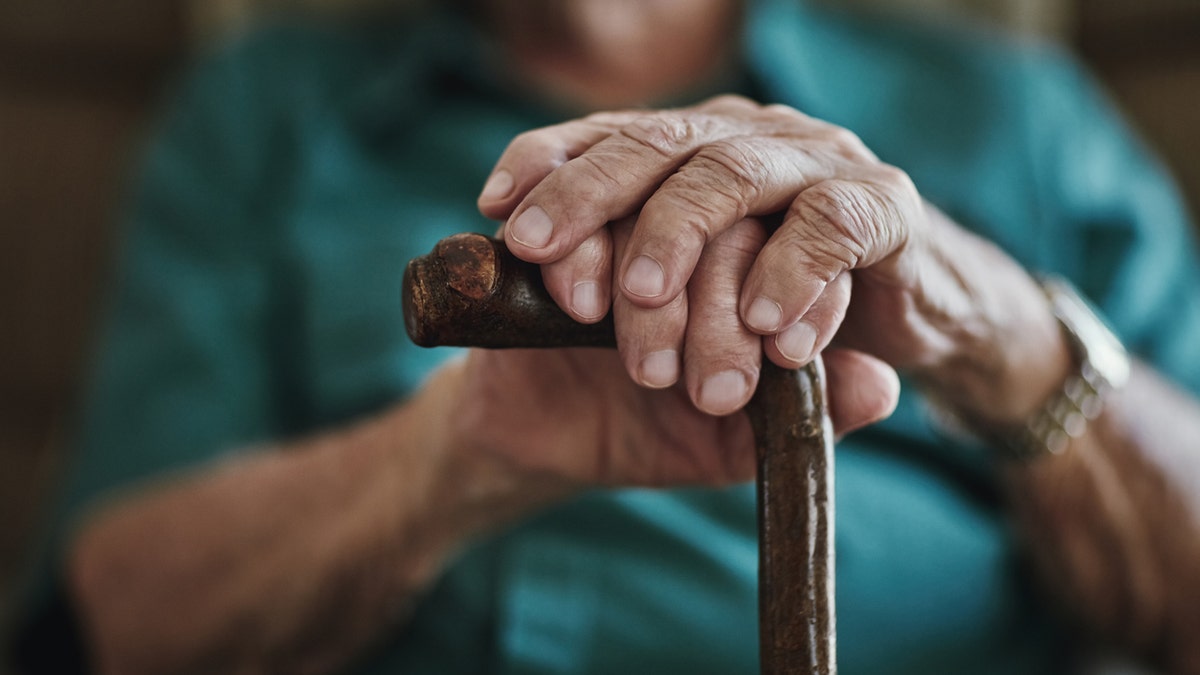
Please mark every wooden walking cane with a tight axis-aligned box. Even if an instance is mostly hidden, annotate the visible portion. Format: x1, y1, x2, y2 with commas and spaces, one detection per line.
403, 233, 835, 674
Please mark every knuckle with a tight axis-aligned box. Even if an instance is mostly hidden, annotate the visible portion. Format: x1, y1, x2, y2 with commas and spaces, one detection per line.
583, 110, 632, 127
825, 127, 873, 160
650, 190, 723, 244
774, 226, 856, 284
792, 180, 876, 269
701, 94, 758, 110
763, 102, 810, 124
873, 164, 918, 197
651, 185, 744, 247
510, 128, 571, 167
574, 153, 628, 192
865, 165, 920, 248
823, 126, 860, 147
620, 113, 700, 158
798, 121, 873, 162
690, 140, 765, 210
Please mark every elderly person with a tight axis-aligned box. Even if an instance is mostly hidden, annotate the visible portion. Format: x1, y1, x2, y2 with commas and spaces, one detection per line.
13, 0, 1200, 673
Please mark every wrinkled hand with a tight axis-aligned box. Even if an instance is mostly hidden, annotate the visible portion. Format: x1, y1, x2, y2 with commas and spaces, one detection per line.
444, 346, 896, 490
478, 95, 927, 419
449, 348, 754, 488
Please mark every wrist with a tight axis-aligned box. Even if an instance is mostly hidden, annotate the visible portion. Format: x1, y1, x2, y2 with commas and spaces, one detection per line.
958, 277, 1131, 457
927, 302, 1071, 428
912, 224, 1073, 428
386, 360, 575, 548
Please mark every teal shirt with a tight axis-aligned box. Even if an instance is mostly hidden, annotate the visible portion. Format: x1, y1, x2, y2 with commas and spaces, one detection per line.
35, 1, 1200, 673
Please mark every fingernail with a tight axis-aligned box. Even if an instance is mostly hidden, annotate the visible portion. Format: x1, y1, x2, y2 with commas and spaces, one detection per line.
572, 281, 603, 319
480, 170, 514, 200
745, 297, 782, 332
624, 255, 665, 298
777, 321, 818, 363
639, 350, 679, 388
511, 206, 553, 248
699, 370, 749, 415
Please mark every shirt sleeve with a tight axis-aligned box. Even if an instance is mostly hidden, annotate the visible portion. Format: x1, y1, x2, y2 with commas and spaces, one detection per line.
1025, 53, 1200, 395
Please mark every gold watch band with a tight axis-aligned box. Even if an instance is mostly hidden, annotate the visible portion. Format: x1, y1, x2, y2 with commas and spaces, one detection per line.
1004, 277, 1130, 458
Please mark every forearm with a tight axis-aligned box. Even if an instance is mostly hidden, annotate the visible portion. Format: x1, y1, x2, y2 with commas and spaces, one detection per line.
67, 361, 551, 675
1004, 364, 1200, 673
908, 216, 1200, 670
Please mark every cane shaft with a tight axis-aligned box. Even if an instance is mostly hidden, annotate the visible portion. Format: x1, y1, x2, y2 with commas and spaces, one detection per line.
751, 361, 836, 674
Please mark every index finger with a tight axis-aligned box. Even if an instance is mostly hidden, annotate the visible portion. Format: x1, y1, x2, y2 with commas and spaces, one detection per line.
478, 112, 643, 221
499, 103, 751, 264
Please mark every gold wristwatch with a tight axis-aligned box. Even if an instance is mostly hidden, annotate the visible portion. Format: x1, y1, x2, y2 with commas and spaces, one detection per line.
1006, 276, 1131, 458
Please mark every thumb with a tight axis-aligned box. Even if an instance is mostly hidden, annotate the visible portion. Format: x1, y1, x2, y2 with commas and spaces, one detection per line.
821, 348, 901, 436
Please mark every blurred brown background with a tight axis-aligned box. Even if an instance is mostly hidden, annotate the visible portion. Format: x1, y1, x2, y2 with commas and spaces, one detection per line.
1, 0, 1198, 647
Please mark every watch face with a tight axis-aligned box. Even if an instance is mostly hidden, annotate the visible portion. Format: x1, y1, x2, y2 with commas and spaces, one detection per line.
1047, 278, 1131, 389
